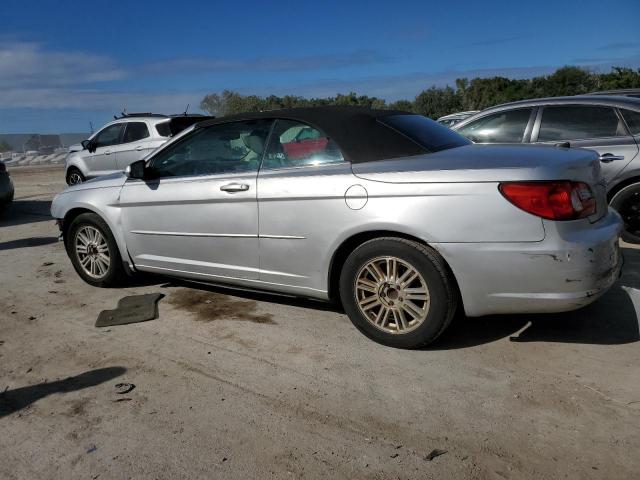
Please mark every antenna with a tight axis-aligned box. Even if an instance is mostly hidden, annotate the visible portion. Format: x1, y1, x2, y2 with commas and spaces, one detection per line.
89, 121, 94, 133
183, 104, 190, 115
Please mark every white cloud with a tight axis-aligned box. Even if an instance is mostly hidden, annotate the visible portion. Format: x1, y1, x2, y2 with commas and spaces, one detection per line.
0, 87, 205, 112
0, 41, 126, 88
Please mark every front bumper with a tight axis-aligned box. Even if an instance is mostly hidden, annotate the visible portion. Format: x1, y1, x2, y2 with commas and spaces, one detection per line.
435, 210, 623, 317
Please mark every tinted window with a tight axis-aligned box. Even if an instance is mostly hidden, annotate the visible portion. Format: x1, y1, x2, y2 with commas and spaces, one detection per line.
93, 124, 124, 148
380, 114, 470, 152
156, 122, 172, 137
262, 120, 343, 169
621, 109, 640, 135
538, 106, 626, 142
456, 109, 532, 143
123, 122, 149, 143
149, 120, 271, 177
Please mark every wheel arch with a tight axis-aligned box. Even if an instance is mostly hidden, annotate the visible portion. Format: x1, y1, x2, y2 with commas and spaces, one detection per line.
65, 156, 88, 180
327, 230, 462, 306
607, 176, 640, 203
60, 205, 133, 271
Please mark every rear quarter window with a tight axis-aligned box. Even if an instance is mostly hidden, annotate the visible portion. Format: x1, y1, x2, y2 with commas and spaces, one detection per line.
156, 122, 172, 137
621, 109, 640, 135
379, 114, 471, 153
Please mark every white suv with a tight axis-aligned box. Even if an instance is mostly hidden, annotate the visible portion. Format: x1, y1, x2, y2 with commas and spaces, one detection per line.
65, 113, 209, 185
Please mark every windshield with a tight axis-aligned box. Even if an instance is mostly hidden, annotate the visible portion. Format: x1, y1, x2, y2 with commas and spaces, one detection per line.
380, 114, 471, 153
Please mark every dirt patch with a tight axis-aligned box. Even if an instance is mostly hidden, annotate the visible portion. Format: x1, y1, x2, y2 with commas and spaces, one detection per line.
167, 289, 275, 324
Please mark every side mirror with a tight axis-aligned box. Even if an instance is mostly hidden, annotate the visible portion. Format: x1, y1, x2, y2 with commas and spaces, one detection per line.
81, 139, 91, 150
125, 160, 146, 180
85, 139, 98, 153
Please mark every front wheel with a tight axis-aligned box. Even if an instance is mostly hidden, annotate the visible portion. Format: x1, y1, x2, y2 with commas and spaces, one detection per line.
339, 237, 458, 349
66, 167, 85, 186
66, 213, 126, 287
610, 183, 640, 244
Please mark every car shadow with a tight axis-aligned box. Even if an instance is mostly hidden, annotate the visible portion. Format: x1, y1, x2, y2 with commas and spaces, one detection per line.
119, 247, 640, 348
163, 278, 344, 313
0, 236, 59, 251
0, 367, 126, 418
0, 200, 53, 227
432, 247, 640, 349
113, 272, 343, 313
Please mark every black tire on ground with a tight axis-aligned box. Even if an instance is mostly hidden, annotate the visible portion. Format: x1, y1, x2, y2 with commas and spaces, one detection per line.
66, 167, 85, 186
66, 212, 126, 287
339, 237, 458, 349
610, 183, 640, 244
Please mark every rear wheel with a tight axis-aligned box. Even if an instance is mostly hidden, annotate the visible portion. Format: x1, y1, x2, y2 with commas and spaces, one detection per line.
610, 183, 640, 244
66, 167, 85, 186
66, 213, 125, 287
339, 237, 458, 349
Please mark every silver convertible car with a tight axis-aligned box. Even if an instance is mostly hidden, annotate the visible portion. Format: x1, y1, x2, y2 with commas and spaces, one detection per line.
51, 107, 622, 348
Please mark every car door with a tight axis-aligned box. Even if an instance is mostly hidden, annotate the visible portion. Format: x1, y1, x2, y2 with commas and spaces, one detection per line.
257, 119, 353, 291
84, 123, 123, 176
119, 119, 272, 281
454, 107, 535, 143
531, 104, 639, 185
113, 121, 153, 171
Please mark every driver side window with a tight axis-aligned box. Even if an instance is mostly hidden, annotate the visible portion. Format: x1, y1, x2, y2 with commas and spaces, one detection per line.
150, 120, 272, 178
93, 124, 124, 149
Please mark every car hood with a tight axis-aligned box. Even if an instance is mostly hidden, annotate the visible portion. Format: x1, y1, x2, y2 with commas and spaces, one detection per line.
352, 144, 601, 184
62, 172, 127, 193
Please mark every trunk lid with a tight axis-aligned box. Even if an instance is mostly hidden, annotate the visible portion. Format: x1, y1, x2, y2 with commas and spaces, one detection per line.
352, 144, 606, 222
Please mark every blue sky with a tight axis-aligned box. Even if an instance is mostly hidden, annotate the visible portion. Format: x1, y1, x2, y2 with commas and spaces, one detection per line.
1, 0, 638, 133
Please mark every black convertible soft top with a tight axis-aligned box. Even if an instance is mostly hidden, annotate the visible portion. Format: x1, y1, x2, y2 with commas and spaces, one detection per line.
195, 106, 430, 163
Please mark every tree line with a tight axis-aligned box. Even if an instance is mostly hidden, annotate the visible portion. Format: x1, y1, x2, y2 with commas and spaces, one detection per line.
200, 66, 640, 120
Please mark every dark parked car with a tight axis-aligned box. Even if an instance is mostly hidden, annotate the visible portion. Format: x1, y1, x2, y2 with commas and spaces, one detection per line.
453, 96, 640, 243
0, 161, 14, 213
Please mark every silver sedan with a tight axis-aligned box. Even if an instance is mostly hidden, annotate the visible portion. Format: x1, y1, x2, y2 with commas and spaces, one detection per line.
51, 107, 622, 348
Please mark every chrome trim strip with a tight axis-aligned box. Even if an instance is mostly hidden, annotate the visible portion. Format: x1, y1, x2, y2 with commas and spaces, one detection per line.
259, 234, 306, 240
131, 230, 306, 240
131, 230, 256, 238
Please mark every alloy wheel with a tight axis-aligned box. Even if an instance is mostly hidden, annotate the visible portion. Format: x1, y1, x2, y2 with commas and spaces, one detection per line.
68, 172, 83, 185
354, 256, 430, 334
618, 191, 640, 238
75, 225, 110, 279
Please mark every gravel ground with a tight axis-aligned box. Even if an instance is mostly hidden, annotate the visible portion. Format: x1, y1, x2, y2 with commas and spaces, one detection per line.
1, 165, 639, 480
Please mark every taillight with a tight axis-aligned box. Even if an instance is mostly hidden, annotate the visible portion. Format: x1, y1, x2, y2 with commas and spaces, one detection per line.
499, 181, 596, 220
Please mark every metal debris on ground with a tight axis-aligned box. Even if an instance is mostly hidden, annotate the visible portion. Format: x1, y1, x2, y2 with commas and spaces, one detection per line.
424, 449, 447, 461
115, 383, 135, 394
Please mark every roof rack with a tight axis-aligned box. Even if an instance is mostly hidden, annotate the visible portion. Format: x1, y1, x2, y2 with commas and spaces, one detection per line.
114, 112, 169, 120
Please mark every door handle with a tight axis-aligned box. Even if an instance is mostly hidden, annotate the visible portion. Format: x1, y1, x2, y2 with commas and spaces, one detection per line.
220, 183, 249, 193
136, 145, 144, 151
599, 153, 625, 163
105, 150, 111, 155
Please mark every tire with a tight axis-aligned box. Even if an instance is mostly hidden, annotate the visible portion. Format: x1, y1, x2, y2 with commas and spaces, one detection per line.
66, 213, 126, 287
610, 183, 640, 244
339, 237, 458, 349
66, 167, 85, 186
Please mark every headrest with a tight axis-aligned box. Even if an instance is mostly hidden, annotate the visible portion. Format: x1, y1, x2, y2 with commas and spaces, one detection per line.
243, 134, 264, 154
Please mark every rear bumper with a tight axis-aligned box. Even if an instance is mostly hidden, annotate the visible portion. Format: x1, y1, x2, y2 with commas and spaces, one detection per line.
435, 210, 623, 317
